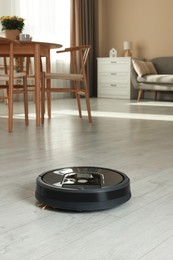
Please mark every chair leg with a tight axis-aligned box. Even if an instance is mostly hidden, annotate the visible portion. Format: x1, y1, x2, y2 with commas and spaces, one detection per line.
4, 57, 8, 105
8, 82, 13, 133
85, 93, 92, 123
44, 76, 52, 119
23, 75, 29, 126
47, 92, 51, 118
8, 106, 13, 133
83, 78, 92, 123
76, 93, 82, 117
41, 72, 45, 124
75, 81, 82, 118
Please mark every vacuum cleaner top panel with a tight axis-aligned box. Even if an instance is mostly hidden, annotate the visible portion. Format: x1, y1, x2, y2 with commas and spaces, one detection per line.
42, 166, 125, 190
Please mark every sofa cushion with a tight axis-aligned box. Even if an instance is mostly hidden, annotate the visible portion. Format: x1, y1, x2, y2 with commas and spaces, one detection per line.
132, 59, 158, 77
151, 57, 173, 74
137, 74, 173, 84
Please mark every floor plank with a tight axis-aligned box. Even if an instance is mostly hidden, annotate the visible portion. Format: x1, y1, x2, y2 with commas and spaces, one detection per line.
0, 98, 173, 260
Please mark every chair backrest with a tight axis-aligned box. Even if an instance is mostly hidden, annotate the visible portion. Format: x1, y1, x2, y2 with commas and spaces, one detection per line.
57, 45, 91, 75
72, 45, 91, 75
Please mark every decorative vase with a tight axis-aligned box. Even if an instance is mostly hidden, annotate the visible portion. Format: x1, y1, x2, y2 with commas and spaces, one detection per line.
4, 29, 20, 40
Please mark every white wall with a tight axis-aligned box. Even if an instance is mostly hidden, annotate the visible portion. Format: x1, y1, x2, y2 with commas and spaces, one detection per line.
0, 0, 13, 31
0, 0, 12, 15
99, 0, 173, 59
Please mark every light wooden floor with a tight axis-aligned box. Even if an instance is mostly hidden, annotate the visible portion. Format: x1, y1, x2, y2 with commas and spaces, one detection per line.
0, 98, 173, 260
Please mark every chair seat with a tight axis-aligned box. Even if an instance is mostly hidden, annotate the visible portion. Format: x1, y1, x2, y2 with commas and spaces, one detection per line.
0, 72, 26, 80
45, 73, 83, 81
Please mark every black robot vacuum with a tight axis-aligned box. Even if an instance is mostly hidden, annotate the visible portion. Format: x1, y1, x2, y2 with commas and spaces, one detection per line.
35, 166, 131, 211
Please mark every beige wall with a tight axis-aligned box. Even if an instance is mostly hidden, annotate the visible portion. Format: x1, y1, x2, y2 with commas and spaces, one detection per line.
98, 0, 173, 59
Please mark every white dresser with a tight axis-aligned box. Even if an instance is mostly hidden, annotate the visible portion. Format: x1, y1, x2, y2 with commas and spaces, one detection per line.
97, 57, 132, 99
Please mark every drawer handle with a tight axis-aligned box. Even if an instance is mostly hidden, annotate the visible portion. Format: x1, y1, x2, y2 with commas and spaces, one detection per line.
111, 84, 117, 87
111, 73, 117, 75
111, 61, 117, 63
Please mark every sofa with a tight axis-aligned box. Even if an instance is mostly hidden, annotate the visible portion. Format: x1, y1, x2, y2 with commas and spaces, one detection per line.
131, 57, 173, 101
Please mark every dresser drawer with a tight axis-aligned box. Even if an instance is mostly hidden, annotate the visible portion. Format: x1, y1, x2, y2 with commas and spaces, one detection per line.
98, 59, 130, 73
98, 83, 130, 98
98, 72, 130, 84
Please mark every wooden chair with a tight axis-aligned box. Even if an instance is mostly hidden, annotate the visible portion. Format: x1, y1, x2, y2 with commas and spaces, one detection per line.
0, 37, 28, 132
41, 45, 92, 123
14, 56, 44, 123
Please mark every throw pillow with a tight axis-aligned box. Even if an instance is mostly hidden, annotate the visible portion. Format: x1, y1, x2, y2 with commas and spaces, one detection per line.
132, 59, 158, 77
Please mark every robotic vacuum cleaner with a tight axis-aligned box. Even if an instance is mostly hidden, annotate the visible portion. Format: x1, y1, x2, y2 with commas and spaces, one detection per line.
35, 166, 131, 211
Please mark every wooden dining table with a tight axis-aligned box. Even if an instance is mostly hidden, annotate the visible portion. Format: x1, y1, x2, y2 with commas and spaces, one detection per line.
0, 40, 62, 126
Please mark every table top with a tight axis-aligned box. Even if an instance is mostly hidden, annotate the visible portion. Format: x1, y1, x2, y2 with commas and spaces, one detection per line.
19, 40, 62, 49
0, 36, 19, 44
0, 37, 62, 49
0, 38, 63, 57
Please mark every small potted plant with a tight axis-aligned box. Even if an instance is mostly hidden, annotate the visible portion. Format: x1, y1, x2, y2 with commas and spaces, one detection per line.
0, 15, 25, 39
